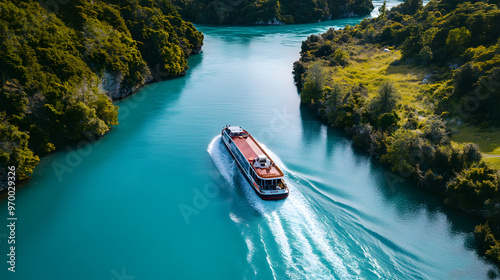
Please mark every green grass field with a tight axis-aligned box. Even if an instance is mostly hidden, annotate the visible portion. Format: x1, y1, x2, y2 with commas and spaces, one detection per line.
324, 47, 500, 170
327, 49, 431, 110
449, 125, 500, 169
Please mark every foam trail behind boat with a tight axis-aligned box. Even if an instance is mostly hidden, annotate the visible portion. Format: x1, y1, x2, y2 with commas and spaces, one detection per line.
208, 135, 236, 188
208, 135, 358, 279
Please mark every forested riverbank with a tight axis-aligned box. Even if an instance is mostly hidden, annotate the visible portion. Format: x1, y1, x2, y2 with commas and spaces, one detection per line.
0, 0, 203, 187
171, 0, 374, 25
294, 0, 500, 265
1, 3, 499, 278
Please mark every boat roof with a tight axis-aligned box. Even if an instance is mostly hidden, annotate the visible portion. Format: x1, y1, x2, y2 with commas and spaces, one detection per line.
231, 132, 283, 178
228, 126, 243, 133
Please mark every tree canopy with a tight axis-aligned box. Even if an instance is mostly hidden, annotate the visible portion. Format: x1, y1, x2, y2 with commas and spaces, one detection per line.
0, 0, 203, 181
171, 0, 374, 24
293, 0, 500, 265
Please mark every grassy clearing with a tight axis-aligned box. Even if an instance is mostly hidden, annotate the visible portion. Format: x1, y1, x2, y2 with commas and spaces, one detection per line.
483, 156, 500, 169
449, 124, 500, 169
327, 48, 430, 108
323, 46, 500, 169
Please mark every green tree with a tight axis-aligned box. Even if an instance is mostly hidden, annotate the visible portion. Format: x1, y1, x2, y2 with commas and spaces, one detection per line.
0, 0, 203, 186
453, 63, 479, 97
463, 143, 482, 163
0, 119, 39, 180
446, 164, 499, 211
402, 0, 422, 15
370, 81, 400, 116
378, 1, 387, 20
382, 129, 424, 175
324, 83, 346, 123
332, 48, 349, 66
170, 0, 373, 24
325, 83, 344, 109
301, 61, 327, 103
65, 102, 108, 140
378, 111, 399, 131
446, 27, 472, 57
475, 223, 500, 265
423, 118, 448, 144
89, 94, 118, 126
0, 87, 28, 117
417, 46, 433, 65
292, 61, 307, 89
421, 27, 439, 47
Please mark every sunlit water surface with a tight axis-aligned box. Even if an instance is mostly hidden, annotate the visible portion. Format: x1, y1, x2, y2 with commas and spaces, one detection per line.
1, 1, 497, 279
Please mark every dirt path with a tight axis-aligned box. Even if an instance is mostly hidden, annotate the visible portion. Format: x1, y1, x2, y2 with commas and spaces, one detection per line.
483, 154, 500, 158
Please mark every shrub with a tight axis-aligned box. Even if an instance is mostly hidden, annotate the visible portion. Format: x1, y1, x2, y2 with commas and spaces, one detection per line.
445, 163, 499, 211
378, 111, 399, 132
417, 46, 433, 65
446, 27, 472, 58
331, 48, 350, 66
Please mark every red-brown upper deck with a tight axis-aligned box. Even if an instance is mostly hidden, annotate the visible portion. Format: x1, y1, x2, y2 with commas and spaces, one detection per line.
231, 132, 284, 178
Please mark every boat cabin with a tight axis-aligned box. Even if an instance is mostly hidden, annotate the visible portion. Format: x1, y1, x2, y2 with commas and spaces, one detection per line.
222, 125, 287, 193
227, 126, 244, 136
223, 126, 283, 178
251, 173, 283, 190
253, 155, 271, 168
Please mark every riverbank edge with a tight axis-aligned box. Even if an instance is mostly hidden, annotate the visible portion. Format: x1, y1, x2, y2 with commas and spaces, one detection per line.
299, 94, 500, 266
0, 49, 202, 193
293, 0, 500, 265
296, 55, 500, 268
171, 0, 374, 25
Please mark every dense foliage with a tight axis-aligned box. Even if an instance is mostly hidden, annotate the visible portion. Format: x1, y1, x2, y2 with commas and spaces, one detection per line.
0, 0, 203, 182
294, 0, 500, 265
171, 0, 374, 24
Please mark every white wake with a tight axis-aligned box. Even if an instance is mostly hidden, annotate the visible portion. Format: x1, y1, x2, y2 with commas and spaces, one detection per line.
207, 135, 360, 279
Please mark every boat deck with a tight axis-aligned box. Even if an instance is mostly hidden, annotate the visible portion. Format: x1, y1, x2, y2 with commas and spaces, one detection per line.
231, 133, 283, 178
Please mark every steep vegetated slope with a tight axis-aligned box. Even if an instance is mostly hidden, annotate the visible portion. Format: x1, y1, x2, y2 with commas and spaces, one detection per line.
293, 0, 500, 265
0, 0, 203, 184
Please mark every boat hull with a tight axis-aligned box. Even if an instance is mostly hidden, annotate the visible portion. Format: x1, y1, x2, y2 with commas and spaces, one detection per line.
221, 135, 289, 201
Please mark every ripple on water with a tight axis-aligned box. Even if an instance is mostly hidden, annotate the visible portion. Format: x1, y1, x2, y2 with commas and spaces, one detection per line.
209, 135, 363, 279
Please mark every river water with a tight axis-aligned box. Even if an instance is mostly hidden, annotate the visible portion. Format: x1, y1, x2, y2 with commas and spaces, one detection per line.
1, 1, 498, 279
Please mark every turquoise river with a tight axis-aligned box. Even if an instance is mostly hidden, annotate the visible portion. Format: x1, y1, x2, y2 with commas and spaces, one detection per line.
1, 1, 499, 279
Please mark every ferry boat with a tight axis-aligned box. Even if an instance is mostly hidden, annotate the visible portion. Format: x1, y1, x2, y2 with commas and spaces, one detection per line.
221, 125, 289, 200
